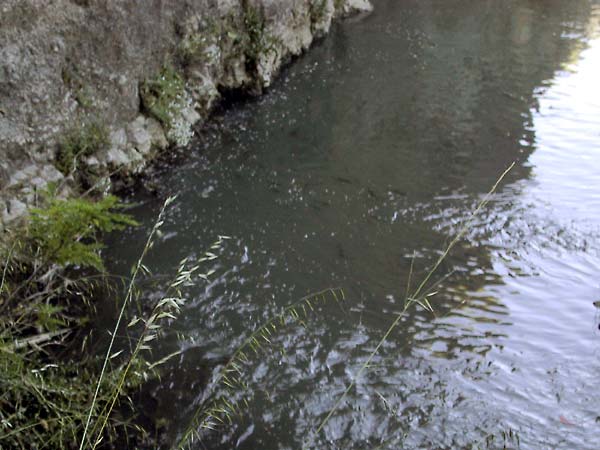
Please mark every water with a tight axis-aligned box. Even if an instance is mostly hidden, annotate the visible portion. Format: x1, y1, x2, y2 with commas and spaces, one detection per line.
106, 0, 600, 448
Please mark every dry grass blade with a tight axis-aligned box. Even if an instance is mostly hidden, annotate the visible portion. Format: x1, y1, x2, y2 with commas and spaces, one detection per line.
174, 287, 345, 449
311, 163, 515, 446
79, 195, 176, 450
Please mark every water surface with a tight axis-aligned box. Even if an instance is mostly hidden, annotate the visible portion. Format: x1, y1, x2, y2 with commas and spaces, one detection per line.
107, 0, 600, 448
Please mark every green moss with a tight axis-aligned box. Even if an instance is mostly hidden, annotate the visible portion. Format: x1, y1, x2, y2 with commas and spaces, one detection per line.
179, 33, 209, 66
74, 86, 94, 109
56, 121, 109, 176
140, 66, 186, 130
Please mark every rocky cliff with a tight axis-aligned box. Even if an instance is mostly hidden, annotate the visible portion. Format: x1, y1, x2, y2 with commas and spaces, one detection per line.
0, 0, 371, 227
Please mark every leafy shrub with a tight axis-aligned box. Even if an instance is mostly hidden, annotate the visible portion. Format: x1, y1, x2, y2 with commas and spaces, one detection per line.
0, 189, 138, 338
27, 192, 137, 271
0, 191, 141, 449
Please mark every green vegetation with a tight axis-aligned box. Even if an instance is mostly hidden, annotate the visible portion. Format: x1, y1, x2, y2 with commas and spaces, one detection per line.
0, 191, 232, 449
178, 33, 210, 67
310, 164, 515, 449
242, 5, 279, 73
176, 288, 344, 446
0, 190, 141, 449
28, 191, 136, 271
0, 159, 516, 449
61, 65, 94, 109
310, 0, 329, 26
0, 345, 125, 450
177, 19, 222, 69
1, 188, 136, 324
140, 66, 187, 131
140, 66, 195, 146
56, 122, 109, 177
174, 164, 516, 449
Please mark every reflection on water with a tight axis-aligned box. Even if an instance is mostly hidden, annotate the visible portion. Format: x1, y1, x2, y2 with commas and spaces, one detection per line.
106, 0, 600, 448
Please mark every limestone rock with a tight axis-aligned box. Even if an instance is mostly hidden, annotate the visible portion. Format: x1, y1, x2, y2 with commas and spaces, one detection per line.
127, 116, 153, 156
0, 0, 373, 225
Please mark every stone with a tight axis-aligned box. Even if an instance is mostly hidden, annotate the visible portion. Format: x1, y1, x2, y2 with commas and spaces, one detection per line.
146, 117, 169, 151
0, 0, 373, 225
106, 147, 132, 168
8, 164, 38, 188
2, 199, 27, 225
109, 128, 128, 151
39, 164, 63, 184
127, 116, 152, 156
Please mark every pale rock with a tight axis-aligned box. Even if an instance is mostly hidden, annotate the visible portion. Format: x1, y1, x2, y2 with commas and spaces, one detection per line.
2, 199, 27, 225
146, 117, 168, 151
127, 116, 152, 156
38, 164, 63, 184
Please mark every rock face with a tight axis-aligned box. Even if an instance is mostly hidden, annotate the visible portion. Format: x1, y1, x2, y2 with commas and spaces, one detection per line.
0, 0, 372, 227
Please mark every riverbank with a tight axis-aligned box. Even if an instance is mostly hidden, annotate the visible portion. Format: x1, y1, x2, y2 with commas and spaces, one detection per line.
0, 0, 371, 228
0, 2, 372, 447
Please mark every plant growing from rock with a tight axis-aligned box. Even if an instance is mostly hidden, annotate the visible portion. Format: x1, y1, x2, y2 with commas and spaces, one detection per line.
140, 66, 194, 146
310, 0, 330, 28
28, 190, 136, 271
56, 121, 109, 187
1, 187, 137, 319
242, 5, 279, 76
178, 18, 222, 69
334, 0, 346, 12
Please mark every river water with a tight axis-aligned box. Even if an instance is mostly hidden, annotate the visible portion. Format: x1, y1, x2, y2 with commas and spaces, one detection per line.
106, 0, 600, 448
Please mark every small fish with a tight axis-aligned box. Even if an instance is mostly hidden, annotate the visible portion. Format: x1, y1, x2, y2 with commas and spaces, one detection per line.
559, 415, 575, 426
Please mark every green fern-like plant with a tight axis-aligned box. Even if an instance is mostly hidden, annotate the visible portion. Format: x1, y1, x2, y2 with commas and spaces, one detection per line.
28, 192, 138, 271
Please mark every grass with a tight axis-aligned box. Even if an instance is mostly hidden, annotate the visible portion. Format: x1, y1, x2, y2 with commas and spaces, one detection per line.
334, 0, 345, 12
140, 66, 187, 132
0, 347, 129, 449
310, 0, 329, 26
79, 197, 231, 449
241, 5, 279, 74
310, 163, 515, 448
0, 189, 141, 449
1, 189, 230, 449
174, 287, 345, 448
56, 122, 109, 177
140, 65, 195, 146
78, 196, 175, 449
